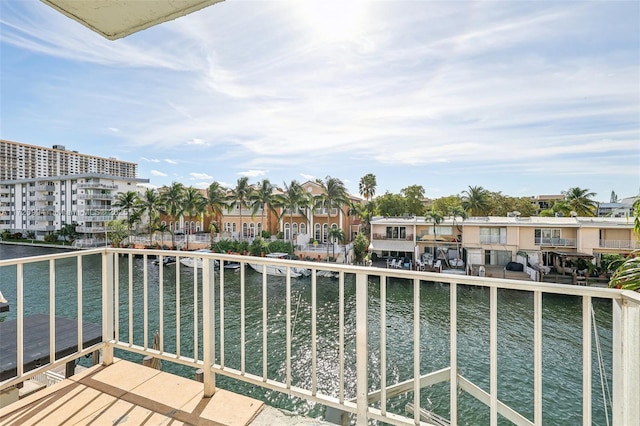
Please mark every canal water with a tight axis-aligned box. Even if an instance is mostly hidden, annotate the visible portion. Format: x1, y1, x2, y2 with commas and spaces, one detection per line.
0, 244, 614, 425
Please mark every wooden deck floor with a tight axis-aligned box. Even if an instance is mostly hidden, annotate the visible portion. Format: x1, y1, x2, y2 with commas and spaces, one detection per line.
0, 359, 265, 425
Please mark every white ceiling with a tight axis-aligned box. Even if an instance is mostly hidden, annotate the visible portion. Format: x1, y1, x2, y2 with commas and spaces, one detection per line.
40, 0, 224, 40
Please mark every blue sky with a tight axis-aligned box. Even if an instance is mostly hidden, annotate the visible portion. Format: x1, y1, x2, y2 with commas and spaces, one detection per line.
1, 0, 638, 202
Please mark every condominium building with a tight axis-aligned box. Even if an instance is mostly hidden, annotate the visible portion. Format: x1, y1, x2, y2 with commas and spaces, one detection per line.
0, 140, 138, 180
0, 140, 148, 241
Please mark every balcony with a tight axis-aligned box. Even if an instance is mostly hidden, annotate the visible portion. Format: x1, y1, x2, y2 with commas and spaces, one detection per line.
599, 239, 639, 250
480, 236, 507, 245
535, 237, 577, 247
35, 196, 55, 201
76, 183, 118, 190
31, 225, 55, 231
0, 249, 638, 424
77, 193, 115, 200
75, 226, 114, 233
76, 215, 113, 222
372, 233, 415, 241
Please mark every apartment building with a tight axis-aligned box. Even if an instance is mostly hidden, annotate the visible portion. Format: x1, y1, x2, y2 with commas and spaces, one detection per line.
0, 140, 148, 240
369, 215, 638, 269
0, 174, 149, 240
0, 140, 138, 180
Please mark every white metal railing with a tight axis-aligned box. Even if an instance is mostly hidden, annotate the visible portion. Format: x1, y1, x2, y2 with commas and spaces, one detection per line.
599, 239, 639, 250
535, 237, 577, 247
0, 248, 638, 425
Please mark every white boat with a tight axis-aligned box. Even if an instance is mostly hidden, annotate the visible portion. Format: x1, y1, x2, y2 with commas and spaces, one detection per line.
248, 252, 310, 277
152, 256, 176, 267
180, 249, 218, 269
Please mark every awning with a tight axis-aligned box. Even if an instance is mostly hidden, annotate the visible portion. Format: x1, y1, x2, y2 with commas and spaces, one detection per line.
548, 251, 594, 259
41, 0, 224, 40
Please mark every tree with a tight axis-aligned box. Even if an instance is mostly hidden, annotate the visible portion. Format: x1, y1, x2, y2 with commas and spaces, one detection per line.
113, 190, 140, 243
328, 227, 346, 258
610, 190, 618, 203
230, 177, 252, 241
431, 195, 463, 216
353, 232, 369, 264
160, 182, 185, 249
183, 186, 208, 250
358, 173, 377, 202
461, 185, 491, 216
207, 182, 228, 237
425, 207, 444, 239
59, 223, 79, 243
249, 179, 278, 238
317, 176, 350, 260
106, 219, 128, 248
401, 185, 426, 216
562, 187, 597, 216
276, 180, 310, 244
375, 192, 407, 217
348, 201, 372, 238
449, 206, 467, 258
138, 188, 161, 244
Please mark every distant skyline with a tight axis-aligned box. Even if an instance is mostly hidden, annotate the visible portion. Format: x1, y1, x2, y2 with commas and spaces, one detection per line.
1, 0, 638, 202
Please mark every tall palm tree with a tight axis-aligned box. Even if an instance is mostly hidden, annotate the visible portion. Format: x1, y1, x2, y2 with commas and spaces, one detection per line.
160, 182, 185, 249
183, 186, 208, 250
277, 180, 310, 244
249, 179, 278, 238
358, 173, 377, 202
113, 190, 140, 244
206, 182, 228, 236
328, 227, 346, 258
231, 177, 252, 241
425, 207, 444, 239
562, 187, 597, 216
449, 205, 467, 259
139, 188, 161, 244
317, 176, 350, 260
461, 185, 491, 216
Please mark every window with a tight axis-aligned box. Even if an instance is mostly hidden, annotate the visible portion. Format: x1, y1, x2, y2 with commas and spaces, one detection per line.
300, 223, 306, 235
534, 228, 561, 245
485, 250, 512, 266
323, 224, 328, 243
249, 223, 255, 238
315, 224, 321, 241
284, 223, 290, 241
385, 226, 407, 239
480, 227, 506, 244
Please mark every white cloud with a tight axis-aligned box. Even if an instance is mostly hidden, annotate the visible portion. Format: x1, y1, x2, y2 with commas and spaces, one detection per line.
164, 159, 178, 164
150, 170, 168, 177
190, 172, 213, 180
238, 170, 268, 178
108, 127, 120, 133
141, 157, 160, 163
186, 138, 207, 145
300, 173, 315, 180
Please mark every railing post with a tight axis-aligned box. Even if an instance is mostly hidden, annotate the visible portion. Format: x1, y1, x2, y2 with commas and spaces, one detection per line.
102, 249, 115, 365
612, 294, 640, 425
355, 271, 368, 425
202, 258, 216, 396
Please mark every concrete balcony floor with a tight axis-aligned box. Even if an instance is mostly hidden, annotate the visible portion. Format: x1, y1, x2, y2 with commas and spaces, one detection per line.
0, 359, 326, 425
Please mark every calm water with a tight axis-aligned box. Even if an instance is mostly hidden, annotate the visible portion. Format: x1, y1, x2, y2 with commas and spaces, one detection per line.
0, 244, 614, 425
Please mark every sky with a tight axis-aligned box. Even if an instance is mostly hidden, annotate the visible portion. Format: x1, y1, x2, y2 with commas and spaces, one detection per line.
1, 0, 639, 202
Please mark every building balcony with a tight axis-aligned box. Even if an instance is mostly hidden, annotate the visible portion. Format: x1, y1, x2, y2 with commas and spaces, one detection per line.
0, 249, 638, 424
372, 233, 415, 241
535, 237, 577, 247
75, 226, 114, 233
76, 215, 113, 222
77, 194, 115, 200
35, 196, 55, 201
31, 225, 55, 231
599, 239, 639, 250
479, 236, 507, 245
34, 185, 55, 191
76, 183, 118, 190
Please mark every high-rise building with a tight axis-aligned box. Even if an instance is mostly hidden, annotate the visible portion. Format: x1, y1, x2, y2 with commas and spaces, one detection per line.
0, 140, 148, 242
0, 140, 138, 180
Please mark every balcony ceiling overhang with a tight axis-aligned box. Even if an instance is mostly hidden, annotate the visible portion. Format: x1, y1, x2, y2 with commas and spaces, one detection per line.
40, 0, 224, 40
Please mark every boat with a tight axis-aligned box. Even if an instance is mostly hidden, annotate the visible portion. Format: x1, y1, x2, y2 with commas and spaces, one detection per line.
0, 290, 8, 313
248, 252, 310, 277
180, 249, 218, 269
152, 256, 176, 267
316, 270, 339, 279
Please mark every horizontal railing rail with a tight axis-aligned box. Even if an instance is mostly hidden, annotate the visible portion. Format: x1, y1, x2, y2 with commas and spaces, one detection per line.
1, 247, 638, 425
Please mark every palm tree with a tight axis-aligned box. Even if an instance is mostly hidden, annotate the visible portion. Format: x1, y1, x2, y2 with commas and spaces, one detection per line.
139, 188, 161, 245
328, 227, 346, 258
317, 176, 350, 260
113, 190, 140, 244
230, 177, 252, 241
358, 173, 377, 202
207, 182, 228, 238
249, 179, 278, 238
156, 223, 169, 248
183, 186, 208, 250
562, 187, 597, 216
160, 182, 185, 249
277, 180, 310, 244
461, 185, 491, 216
425, 207, 444, 239
449, 205, 467, 261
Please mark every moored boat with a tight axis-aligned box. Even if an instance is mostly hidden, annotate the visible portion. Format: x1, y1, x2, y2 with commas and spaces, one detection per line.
179, 249, 218, 269
248, 252, 310, 277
